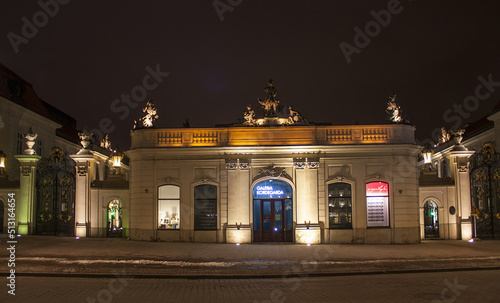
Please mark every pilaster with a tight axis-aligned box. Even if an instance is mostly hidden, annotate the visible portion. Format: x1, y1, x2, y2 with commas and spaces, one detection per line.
225, 159, 251, 243
294, 157, 320, 244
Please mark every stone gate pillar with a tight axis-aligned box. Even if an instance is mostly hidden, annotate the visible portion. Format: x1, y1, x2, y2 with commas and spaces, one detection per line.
14, 127, 41, 235
446, 130, 475, 240
70, 130, 97, 237
13, 155, 41, 235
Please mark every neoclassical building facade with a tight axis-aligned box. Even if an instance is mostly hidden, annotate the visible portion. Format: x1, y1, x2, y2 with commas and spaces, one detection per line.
2, 65, 498, 244
127, 123, 421, 244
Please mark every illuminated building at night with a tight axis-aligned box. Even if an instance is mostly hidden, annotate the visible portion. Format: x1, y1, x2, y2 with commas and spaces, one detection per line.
1, 67, 499, 243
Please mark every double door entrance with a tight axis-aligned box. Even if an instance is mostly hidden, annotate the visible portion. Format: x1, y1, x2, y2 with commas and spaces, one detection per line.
253, 199, 293, 242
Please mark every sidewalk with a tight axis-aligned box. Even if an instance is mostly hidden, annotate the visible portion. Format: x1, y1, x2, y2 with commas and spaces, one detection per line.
2, 235, 500, 278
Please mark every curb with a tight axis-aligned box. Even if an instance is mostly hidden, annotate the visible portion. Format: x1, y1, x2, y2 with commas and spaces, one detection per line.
8, 266, 500, 279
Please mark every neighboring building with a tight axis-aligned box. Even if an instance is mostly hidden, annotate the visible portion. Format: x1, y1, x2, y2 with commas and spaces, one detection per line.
0, 64, 129, 238
418, 102, 500, 240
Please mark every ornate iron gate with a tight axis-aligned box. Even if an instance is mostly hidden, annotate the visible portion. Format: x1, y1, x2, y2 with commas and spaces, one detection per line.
36, 148, 75, 236
470, 142, 500, 239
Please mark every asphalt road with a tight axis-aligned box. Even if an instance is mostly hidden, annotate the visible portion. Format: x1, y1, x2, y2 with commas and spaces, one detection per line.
2, 269, 500, 303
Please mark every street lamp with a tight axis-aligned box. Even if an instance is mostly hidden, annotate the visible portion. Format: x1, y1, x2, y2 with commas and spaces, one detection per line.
110, 149, 124, 175
421, 145, 435, 172
110, 149, 123, 168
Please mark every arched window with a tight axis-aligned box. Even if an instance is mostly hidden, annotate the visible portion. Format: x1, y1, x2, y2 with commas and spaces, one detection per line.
366, 181, 390, 228
194, 185, 217, 230
328, 183, 352, 229
158, 185, 180, 229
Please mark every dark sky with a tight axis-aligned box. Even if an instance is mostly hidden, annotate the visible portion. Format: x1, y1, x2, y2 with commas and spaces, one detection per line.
2, 1, 500, 149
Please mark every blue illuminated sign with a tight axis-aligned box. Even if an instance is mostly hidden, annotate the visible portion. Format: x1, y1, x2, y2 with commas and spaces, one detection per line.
253, 180, 292, 199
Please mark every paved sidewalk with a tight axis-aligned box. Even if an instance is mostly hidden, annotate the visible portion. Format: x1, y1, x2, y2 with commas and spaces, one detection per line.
1, 235, 500, 278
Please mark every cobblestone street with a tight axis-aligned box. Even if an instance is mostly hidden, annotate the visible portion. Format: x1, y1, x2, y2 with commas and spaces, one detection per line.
3, 270, 499, 303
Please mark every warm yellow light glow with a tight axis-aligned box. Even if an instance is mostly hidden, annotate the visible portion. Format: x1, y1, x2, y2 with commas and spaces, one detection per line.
423, 153, 432, 164
295, 229, 321, 244
226, 229, 251, 244
110, 150, 123, 167
0, 151, 6, 168
421, 145, 434, 164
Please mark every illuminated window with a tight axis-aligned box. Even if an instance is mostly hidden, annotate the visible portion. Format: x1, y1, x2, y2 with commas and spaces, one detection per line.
16, 133, 23, 154
158, 185, 180, 229
328, 183, 352, 229
194, 185, 217, 230
366, 181, 390, 228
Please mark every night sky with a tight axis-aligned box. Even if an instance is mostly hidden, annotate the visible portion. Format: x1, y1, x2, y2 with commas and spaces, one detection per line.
2, 1, 500, 149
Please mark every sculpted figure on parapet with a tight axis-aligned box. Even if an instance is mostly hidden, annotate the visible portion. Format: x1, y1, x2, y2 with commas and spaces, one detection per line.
386, 94, 402, 123
258, 79, 280, 116
288, 105, 306, 124
438, 127, 450, 145
243, 105, 255, 125
134, 100, 159, 129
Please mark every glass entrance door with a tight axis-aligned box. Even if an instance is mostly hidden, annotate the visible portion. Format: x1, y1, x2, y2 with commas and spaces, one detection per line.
254, 199, 292, 242
252, 179, 293, 242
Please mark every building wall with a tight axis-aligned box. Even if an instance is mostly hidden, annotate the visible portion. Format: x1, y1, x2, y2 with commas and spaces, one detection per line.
419, 186, 458, 239
127, 125, 421, 244
0, 96, 65, 180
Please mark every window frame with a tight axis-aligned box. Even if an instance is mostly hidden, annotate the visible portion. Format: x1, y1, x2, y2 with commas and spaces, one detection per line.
157, 185, 181, 230
327, 182, 353, 229
365, 181, 390, 228
193, 184, 218, 231
16, 132, 24, 154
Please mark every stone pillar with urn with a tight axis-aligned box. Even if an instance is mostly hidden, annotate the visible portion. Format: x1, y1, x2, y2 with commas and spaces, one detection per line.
14, 127, 41, 235
70, 129, 98, 237
446, 129, 475, 240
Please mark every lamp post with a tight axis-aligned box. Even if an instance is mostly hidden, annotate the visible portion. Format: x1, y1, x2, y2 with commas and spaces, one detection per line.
0, 150, 6, 176
110, 149, 124, 174
421, 144, 435, 172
